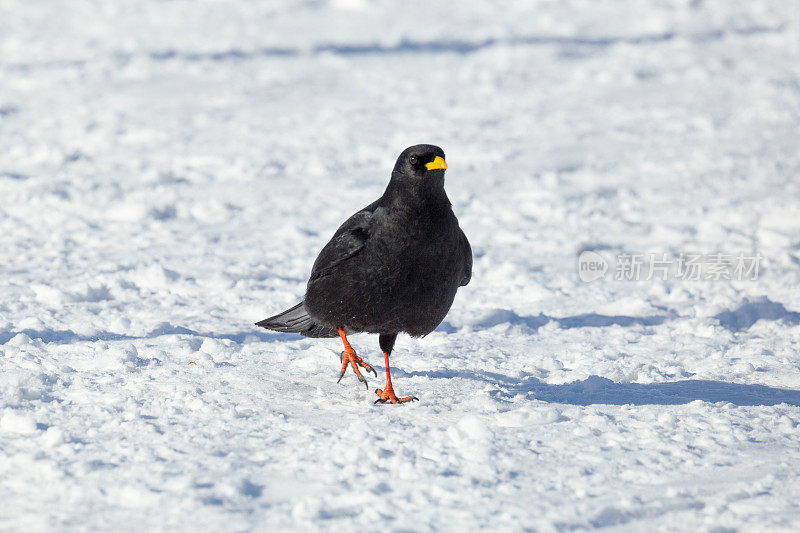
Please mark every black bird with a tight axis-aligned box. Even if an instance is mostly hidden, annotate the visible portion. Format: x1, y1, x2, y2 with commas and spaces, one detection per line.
256, 144, 472, 403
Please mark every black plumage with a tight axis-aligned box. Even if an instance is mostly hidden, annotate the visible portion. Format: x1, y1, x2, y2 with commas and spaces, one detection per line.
256, 144, 472, 403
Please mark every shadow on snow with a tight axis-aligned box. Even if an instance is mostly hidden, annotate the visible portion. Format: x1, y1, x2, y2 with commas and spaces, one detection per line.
466, 309, 671, 333
5, 25, 784, 74
0, 322, 296, 345
143, 24, 784, 62
4, 298, 799, 407
400, 370, 800, 407
713, 296, 800, 333
466, 295, 800, 334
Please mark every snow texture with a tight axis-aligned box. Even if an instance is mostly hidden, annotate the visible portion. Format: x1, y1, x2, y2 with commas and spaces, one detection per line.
2, 0, 800, 531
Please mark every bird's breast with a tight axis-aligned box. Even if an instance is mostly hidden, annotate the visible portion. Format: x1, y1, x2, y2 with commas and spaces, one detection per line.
306, 207, 464, 336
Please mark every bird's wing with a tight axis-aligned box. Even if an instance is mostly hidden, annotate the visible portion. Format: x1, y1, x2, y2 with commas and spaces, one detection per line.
458, 228, 472, 286
308, 200, 380, 283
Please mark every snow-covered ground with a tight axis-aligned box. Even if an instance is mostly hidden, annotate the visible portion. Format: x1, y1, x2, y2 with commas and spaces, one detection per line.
2, 0, 800, 530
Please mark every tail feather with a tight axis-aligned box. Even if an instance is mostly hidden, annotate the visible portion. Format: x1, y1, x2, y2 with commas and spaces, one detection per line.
255, 301, 338, 338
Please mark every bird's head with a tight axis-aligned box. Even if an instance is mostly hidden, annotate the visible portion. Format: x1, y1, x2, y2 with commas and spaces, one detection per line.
393, 144, 447, 181
384, 144, 451, 208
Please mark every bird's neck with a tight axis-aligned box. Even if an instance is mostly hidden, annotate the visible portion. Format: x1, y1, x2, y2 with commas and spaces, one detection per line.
382, 173, 452, 217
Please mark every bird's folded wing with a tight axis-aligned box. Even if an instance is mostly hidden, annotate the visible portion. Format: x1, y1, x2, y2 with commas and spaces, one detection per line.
459, 228, 472, 286
308, 208, 375, 283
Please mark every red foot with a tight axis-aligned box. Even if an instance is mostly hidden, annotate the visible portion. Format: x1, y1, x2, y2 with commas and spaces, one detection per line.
337, 348, 377, 389
336, 327, 376, 389
374, 384, 419, 404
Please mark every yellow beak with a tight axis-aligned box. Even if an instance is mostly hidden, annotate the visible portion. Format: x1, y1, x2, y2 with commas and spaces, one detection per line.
425, 156, 447, 170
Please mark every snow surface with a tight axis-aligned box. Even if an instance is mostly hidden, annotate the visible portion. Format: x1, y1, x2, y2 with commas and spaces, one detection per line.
2, 0, 800, 530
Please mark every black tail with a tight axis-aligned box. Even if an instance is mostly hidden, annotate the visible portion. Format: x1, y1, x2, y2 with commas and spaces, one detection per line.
255, 301, 338, 338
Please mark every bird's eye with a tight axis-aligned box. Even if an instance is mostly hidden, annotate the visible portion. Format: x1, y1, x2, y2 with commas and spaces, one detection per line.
409, 156, 418, 165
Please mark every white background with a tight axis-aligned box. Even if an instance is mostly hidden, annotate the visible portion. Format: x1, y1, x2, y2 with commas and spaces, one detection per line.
1, 1, 799, 530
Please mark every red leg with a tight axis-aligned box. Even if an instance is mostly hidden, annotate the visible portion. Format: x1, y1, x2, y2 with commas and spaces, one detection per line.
336, 328, 376, 389
375, 351, 418, 404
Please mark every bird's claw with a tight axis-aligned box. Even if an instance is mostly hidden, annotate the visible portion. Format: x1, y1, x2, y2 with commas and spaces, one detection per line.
337, 350, 374, 389
374, 387, 419, 404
